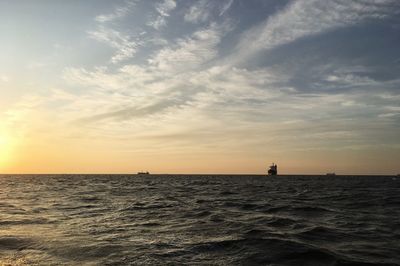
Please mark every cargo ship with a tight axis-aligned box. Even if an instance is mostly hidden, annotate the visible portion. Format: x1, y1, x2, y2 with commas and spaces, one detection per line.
268, 163, 278, 175
137, 171, 150, 175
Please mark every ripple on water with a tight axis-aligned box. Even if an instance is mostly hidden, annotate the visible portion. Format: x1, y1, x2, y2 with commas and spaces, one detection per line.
0, 174, 399, 265
0, 237, 33, 250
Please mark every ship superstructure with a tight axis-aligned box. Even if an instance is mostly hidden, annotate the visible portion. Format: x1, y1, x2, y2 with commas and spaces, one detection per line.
268, 163, 278, 175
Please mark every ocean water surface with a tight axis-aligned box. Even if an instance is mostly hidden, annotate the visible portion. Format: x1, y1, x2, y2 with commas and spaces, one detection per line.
0, 174, 399, 265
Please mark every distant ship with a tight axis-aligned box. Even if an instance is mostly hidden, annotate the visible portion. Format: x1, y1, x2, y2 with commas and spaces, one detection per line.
137, 171, 150, 175
268, 163, 278, 175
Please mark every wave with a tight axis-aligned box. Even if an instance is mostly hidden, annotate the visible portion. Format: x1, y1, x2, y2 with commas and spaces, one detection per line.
0, 218, 53, 226
267, 217, 298, 227
0, 174, 398, 265
185, 238, 342, 265
0, 236, 34, 250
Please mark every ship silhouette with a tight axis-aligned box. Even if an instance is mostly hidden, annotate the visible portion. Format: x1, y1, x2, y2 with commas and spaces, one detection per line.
268, 163, 277, 175
137, 171, 150, 175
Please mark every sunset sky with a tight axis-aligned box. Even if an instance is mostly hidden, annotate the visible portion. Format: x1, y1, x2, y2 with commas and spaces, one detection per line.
1, 0, 400, 174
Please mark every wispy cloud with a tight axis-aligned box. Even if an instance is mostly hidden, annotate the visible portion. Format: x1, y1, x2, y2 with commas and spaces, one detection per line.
95, 1, 136, 23
63, 0, 400, 150
147, 0, 177, 30
233, 0, 400, 63
89, 1, 142, 63
155, 0, 176, 17
53, 0, 400, 135
184, 0, 234, 23
184, 0, 210, 23
88, 26, 138, 63
219, 0, 234, 16
325, 73, 377, 87
148, 22, 231, 73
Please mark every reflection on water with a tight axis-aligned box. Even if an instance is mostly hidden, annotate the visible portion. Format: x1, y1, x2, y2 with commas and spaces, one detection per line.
0, 175, 399, 265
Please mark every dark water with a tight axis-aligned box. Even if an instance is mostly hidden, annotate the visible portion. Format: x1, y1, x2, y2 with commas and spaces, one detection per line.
0, 175, 399, 265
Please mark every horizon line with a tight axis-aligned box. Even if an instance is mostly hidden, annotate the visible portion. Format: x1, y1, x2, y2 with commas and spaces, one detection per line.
0, 173, 398, 176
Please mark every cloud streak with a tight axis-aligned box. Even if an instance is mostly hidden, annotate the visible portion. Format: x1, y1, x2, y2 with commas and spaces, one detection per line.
88, 26, 138, 63
184, 0, 210, 23
148, 0, 177, 30
95, 1, 136, 23
232, 0, 400, 63
148, 22, 231, 73
184, 0, 234, 23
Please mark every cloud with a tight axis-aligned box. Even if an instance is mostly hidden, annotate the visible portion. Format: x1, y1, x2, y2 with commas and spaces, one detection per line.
90, 1, 143, 63
147, 16, 168, 30
95, 1, 136, 23
148, 22, 231, 73
219, 0, 234, 16
148, 0, 177, 30
59, 0, 400, 152
62, 60, 289, 128
232, 0, 400, 63
155, 0, 176, 16
13, 0, 400, 157
88, 26, 138, 63
63, 65, 160, 92
20, 57, 400, 156
75, 97, 185, 124
325, 73, 377, 87
184, 0, 234, 24
184, 0, 210, 23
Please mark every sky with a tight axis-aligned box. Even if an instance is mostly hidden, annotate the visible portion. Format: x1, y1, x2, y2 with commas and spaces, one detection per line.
0, 0, 400, 174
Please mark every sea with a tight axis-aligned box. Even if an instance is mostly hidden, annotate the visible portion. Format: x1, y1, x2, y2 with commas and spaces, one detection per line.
0, 174, 399, 265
